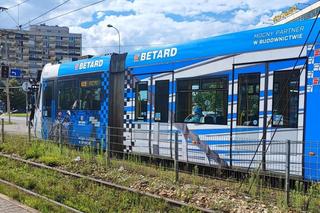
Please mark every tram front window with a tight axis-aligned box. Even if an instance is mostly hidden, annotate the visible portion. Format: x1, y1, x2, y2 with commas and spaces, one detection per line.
43, 81, 53, 117
237, 73, 260, 126
58, 80, 78, 110
79, 79, 101, 110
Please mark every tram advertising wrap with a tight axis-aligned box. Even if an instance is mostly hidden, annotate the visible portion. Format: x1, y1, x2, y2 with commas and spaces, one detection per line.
35, 18, 320, 181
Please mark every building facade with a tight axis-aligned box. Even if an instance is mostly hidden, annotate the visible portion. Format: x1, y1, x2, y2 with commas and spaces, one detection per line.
276, 1, 320, 24
0, 24, 81, 78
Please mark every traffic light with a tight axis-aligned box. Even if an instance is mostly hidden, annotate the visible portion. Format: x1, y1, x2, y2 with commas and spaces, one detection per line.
1, 65, 9, 78
36, 70, 42, 82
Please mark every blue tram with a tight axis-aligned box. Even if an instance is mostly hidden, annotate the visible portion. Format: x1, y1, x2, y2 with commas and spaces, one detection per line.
35, 18, 320, 181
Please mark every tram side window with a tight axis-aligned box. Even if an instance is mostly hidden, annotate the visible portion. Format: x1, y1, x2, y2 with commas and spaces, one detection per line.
272, 70, 299, 128
154, 80, 169, 122
79, 79, 101, 110
176, 77, 228, 124
43, 81, 53, 117
237, 73, 260, 126
135, 82, 148, 121
58, 80, 78, 110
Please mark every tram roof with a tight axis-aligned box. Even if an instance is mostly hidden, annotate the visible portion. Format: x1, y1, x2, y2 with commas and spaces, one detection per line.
126, 18, 320, 71
45, 18, 319, 78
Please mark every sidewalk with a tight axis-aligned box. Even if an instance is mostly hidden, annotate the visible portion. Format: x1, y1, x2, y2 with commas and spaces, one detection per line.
0, 114, 28, 135
0, 193, 38, 213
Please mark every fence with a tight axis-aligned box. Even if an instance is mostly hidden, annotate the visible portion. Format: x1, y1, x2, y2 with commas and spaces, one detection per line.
1, 118, 319, 207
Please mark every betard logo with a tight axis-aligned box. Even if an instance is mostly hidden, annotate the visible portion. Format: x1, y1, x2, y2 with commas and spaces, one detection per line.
134, 47, 178, 62
75, 59, 104, 70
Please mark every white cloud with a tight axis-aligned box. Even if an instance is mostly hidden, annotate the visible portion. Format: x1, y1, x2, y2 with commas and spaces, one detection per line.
96, 11, 105, 19
0, 0, 313, 55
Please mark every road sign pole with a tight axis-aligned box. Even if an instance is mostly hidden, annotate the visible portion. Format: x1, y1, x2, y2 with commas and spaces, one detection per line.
25, 92, 28, 126
6, 78, 10, 124
1, 118, 4, 143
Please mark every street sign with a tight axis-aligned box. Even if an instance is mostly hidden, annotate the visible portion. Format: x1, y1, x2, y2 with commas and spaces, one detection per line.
10, 69, 22, 78
22, 81, 31, 92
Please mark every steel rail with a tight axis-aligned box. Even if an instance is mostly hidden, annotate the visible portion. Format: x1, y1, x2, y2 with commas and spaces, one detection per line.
0, 177, 83, 213
0, 152, 215, 213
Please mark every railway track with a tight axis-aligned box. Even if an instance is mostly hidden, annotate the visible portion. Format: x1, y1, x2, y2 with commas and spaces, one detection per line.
0, 152, 215, 213
0, 177, 83, 213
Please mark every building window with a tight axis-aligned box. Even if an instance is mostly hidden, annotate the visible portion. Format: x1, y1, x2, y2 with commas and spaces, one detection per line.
79, 79, 101, 110
237, 73, 260, 126
135, 82, 148, 121
44, 41, 49, 47
154, 80, 169, 122
272, 70, 299, 128
58, 80, 78, 110
176, 77, 228, 124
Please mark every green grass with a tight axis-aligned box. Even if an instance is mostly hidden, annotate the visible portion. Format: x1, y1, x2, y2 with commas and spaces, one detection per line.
0, 112, 27, 118
3, 121, 15, 125
0, 182, 68, 213
11, 113, 27, 117
1, 134, 314, 212
0, 157, 192, 212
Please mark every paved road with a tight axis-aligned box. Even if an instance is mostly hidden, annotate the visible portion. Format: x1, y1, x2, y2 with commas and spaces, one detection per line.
0, 115, 28, 135
0, 193, 38, 213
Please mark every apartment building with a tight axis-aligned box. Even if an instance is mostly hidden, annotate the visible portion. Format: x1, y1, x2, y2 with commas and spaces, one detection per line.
276, 1, 320, 24
0, 24, 81, 77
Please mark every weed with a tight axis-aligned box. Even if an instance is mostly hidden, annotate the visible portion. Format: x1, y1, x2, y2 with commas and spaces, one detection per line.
0, 157, 179, 212
0, 134, 302, 212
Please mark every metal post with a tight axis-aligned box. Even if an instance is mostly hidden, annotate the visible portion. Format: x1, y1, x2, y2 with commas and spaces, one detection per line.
285, 140, 291, 207
1, 118, 4, 143
174, 131, 179, 182
25, 92, 28, 126
59, 122, 62, 153
96, 141, 100, 155
6, 78, 11, 124
28, 115, 31, 143
148, 76, 153, 156
262, 63, 269, 171
106, 126, 111, 167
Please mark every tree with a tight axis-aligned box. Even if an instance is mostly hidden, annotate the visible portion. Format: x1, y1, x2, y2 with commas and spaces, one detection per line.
0, 79, 26, 112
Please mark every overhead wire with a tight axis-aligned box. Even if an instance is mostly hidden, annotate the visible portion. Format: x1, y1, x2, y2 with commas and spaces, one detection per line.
21, 0, 106, 29
0, 0, 31, 29
21, 0, 71, 28
7, 0, 30, 10
4, 10, 19, 26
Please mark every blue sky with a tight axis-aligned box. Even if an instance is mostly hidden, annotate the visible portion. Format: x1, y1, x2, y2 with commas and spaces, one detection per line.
0, 0, 317, 55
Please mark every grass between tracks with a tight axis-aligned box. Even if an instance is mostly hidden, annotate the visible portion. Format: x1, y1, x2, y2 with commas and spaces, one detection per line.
0, 157, 192, 213
0, 134, 320, 212
0, 182, 67, 212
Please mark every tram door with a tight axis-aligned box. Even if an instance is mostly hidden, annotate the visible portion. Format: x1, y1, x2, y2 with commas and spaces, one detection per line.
231, 58, 306, 174
231, 63, 266, 168
132, 72, 173, 157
